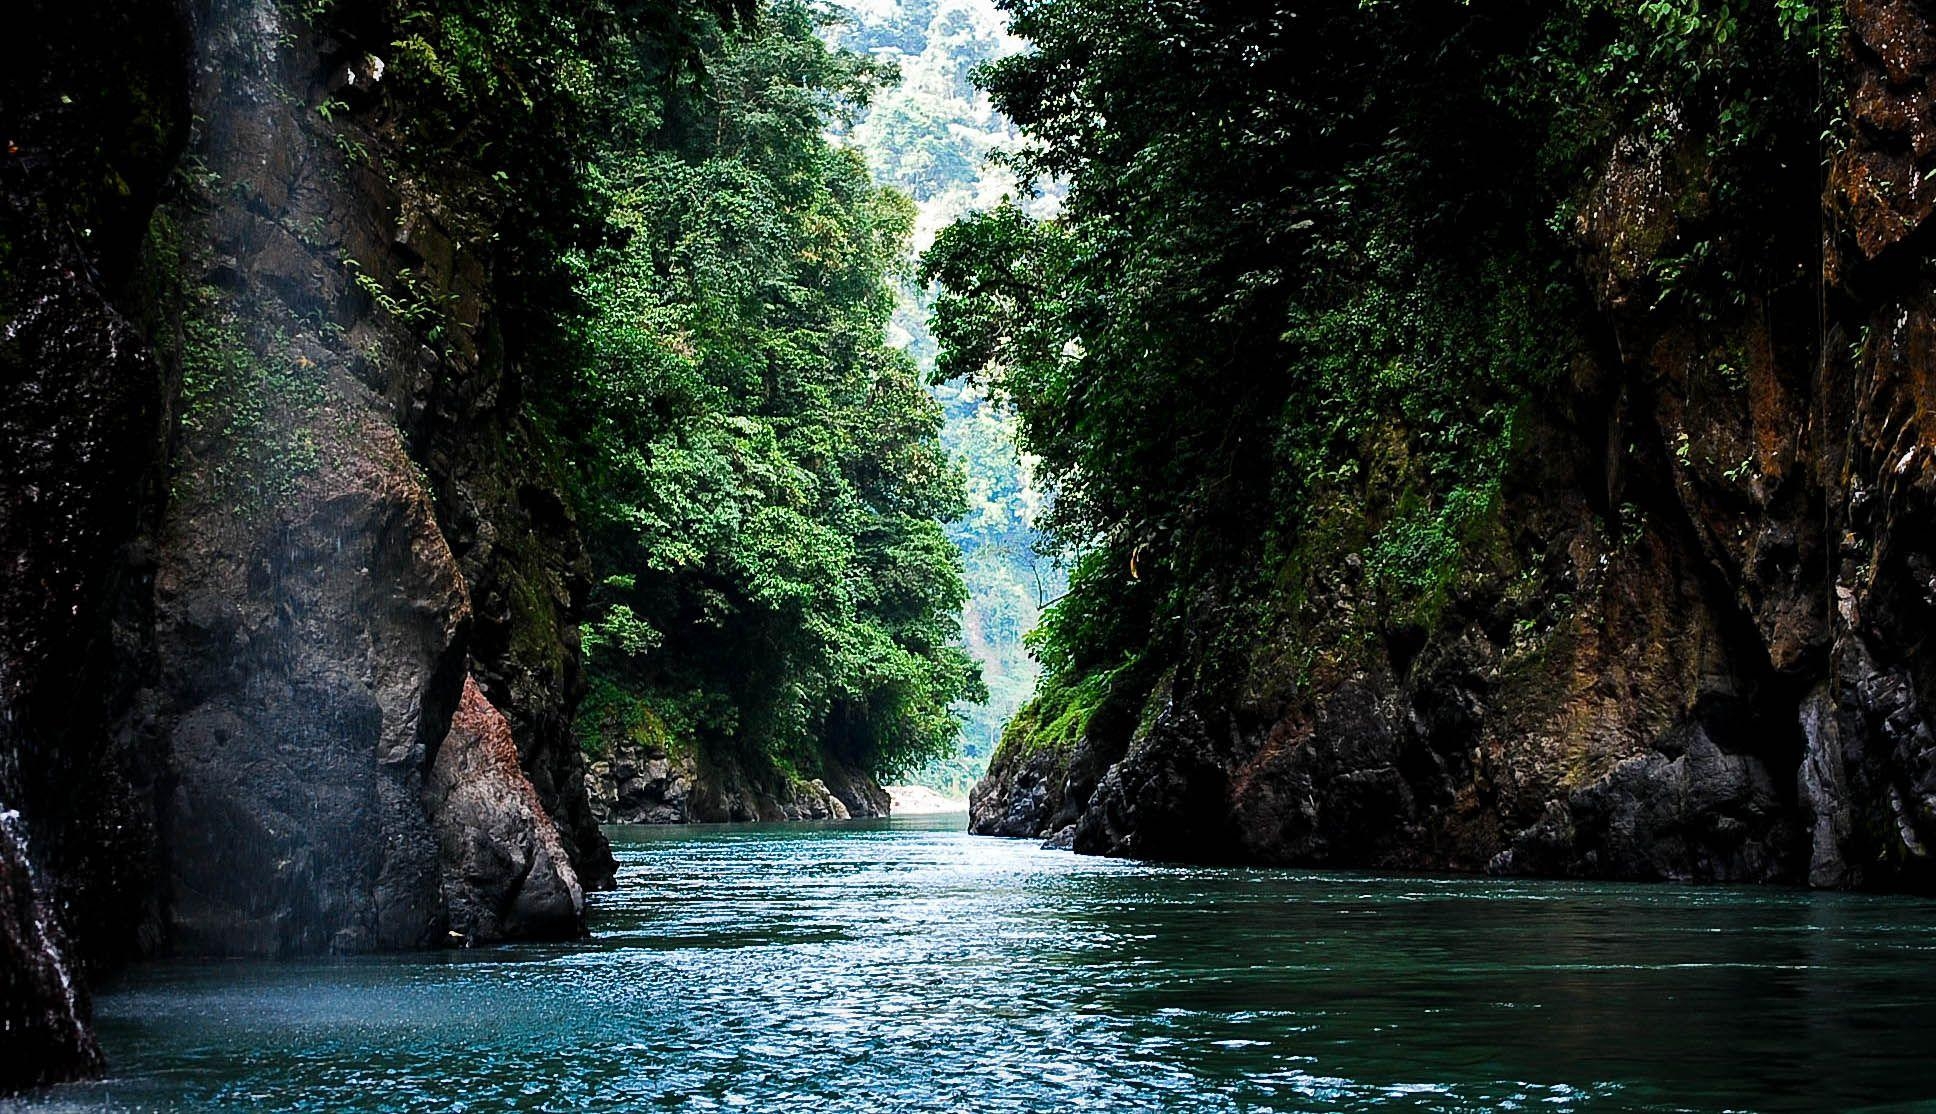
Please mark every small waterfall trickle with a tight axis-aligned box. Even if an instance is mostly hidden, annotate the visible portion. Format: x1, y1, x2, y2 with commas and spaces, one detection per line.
0, 804, 104, 1078
0, 810, 79, 1008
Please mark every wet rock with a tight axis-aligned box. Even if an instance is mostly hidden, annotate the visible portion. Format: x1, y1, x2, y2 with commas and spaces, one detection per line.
791, 780, 854, 822
1073, 708, 1244, 863
589, 745, 697, 824
1496, 728, 1792, 882
586, 743, 880, 824
820, 766, 890, 820
137, 0, 619, 956
0, 811, 104, 1090
156, 422, 469, 955
1800, 683, 1855, 888
426, 678, 584, 942
970, 748, 1067, 839
426, 303, 614, 890
1850, 0, 1936, 86
0, 0, 190, 1084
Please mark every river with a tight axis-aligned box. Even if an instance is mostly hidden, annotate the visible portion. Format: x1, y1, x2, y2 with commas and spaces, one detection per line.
10, 813, 1936, 1111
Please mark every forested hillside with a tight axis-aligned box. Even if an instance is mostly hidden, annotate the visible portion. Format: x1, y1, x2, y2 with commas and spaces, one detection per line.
564, 1, 983, 817
941, 0, 1936, 891
830, 0, 1062, 796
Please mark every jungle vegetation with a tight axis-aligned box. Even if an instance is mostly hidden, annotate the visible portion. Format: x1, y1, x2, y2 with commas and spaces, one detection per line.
921, 0, 1840, 764
364, 0, 987, 787
560, 0, 985, 785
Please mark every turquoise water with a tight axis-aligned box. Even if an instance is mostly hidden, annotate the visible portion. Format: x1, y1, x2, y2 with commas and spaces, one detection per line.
12, 813, 1936, 1111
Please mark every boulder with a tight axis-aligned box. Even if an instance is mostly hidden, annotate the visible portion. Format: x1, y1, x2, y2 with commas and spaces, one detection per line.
426, 678, 585, 943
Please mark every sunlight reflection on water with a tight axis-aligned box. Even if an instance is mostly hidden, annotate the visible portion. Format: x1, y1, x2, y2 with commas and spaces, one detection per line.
12, 813, 1936, 1112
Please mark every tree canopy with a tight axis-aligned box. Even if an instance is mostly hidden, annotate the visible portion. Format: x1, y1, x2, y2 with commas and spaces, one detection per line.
922, 0, 1837, 756
563, 0, 983, 783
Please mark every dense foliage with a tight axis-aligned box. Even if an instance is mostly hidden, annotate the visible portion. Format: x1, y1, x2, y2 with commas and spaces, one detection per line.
559, 1, 983, 783
923, 0, 1838, 759
831, 0, 1062, 795
349, 0, 982, 786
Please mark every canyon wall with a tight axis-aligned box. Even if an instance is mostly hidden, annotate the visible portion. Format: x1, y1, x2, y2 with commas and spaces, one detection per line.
2, 0, 612, 1085
974, 1, 1936, 893
146, 0, 609, 956
2, 0, 192, 1084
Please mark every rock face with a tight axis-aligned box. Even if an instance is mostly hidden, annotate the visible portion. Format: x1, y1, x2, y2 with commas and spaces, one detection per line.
427, 678, 584, 942
1, 0, 191, 1087
586, 745, 886, 824
0, 0, 609, 1078
587, 746, 701, 825
139, 0, 462, 955
0, 812, 103, 1088
131, 0, 612, 955
970, 749, 1068, 838
975, 0, 1936, 894
154, 425, 471, 954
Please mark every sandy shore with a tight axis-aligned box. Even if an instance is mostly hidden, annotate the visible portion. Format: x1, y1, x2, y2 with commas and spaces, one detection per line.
885, 785, 968, 814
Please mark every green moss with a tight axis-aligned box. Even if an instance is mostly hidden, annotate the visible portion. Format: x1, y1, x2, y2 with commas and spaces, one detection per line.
575, 674, 682, 759
505, 562, 565, 674
991, 668, 1114, 767
1364, 480, 1503, 630
174, 283, 328, 514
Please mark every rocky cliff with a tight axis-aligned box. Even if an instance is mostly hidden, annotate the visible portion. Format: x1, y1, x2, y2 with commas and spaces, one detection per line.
2, 0, 612, 1086
974, 0, 1936, 894
3, 0, 192, 1085
429, 678, 585, 942
144, 0, 609, 956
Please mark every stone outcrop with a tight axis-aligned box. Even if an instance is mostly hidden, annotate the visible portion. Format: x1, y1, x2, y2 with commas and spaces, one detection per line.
975, 1, 1936, 893
131, 0, 612, 955
970, 748, 1069, 838
154, 422, 470, 954
0, 0, 610, 1080
139, 0, 464, 955
586, 744, 887, 824
427, 678, 584, 942
0, 811, 103, 1088
587, 746, 700, 825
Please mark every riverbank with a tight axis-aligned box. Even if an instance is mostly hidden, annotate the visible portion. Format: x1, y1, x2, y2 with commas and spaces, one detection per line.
885, 785, 968, 814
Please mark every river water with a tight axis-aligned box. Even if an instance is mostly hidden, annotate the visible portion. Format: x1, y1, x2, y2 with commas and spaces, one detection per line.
12, 813, 1936, 1112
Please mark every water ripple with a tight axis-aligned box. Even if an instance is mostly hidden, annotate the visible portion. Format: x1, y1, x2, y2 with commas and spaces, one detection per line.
10, 814, 1936, 1112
